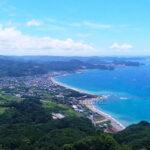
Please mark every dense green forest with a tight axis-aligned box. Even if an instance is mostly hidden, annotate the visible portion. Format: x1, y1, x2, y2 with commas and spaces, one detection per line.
115, 121, 150, 150
0, 94, 150, 150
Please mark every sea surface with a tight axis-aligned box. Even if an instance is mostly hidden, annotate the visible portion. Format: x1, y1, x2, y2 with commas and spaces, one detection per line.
54, 58, 150, 126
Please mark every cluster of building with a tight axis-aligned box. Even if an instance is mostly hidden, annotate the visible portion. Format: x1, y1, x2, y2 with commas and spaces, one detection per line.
0, 73, 95, 105
0, 73, 113, 131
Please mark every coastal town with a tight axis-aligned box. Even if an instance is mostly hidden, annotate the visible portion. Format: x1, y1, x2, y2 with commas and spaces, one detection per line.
0, 72, 124, 132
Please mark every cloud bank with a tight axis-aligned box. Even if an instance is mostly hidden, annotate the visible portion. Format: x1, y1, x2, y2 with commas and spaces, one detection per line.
70, 21, 111, 30
26, 19, 42, 27
110, 42, 133, 50
0, 26, 94, 56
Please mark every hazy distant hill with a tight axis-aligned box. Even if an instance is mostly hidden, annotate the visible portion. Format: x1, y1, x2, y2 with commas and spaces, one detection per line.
0, 56, 142, 77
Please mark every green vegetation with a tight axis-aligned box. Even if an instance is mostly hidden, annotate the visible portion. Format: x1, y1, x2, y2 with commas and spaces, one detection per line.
0, 92, 150, 150
0, 95, 95, 149
115, 121, 150, 150
0, 91, 21, 104
0, 94, 130, 150
0, 107, 6, 114
63, 134, 131, 150
0, 91, 21, 115
43, 101, 79, 117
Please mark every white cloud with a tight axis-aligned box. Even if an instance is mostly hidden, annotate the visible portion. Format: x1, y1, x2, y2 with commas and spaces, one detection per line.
82, 21, 111, 29
26, 19, 42, 27
70, 21, 111, 29
0, 26, 94, 56
110, 42, 133, 50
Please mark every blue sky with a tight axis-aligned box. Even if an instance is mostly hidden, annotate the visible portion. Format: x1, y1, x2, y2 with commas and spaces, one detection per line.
0, 0, 150, 56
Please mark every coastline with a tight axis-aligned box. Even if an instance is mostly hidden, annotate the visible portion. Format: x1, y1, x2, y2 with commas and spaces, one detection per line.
51, 77, 94, 95
82, 99, 125, 132
51, 76, 125, 132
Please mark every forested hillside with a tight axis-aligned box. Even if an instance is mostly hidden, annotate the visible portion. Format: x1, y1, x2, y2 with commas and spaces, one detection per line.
0, 56, 141, 77
0, 94, 130, 150
0, 93, 150, 150
115, 121, 150, 150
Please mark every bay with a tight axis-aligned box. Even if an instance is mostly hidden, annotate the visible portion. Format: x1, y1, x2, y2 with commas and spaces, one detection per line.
55, 59, 150, 126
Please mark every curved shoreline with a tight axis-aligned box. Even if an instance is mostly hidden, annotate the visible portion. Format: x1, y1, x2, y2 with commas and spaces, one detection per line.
83, 99, 125, 131
51, 76, 125, 132
51, 77, 94, 95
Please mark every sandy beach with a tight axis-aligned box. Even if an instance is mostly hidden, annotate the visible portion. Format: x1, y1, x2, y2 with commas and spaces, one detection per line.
82, 99, 125, 132
51, 76, 125, 132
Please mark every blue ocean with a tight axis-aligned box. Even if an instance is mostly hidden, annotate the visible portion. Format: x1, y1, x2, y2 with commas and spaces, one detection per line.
55, 59, 150, 127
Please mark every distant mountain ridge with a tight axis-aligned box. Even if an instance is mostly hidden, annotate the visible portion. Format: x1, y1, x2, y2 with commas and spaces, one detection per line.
0, 56, 142, 77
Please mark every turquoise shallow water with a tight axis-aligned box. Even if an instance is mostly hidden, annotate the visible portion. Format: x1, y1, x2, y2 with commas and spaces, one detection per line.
55, 59, 150, 126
